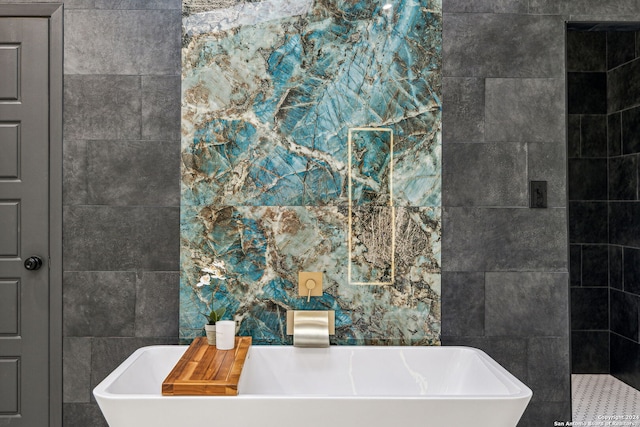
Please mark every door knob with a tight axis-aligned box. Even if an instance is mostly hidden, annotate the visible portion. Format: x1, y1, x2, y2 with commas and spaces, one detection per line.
24, 256, 43, 271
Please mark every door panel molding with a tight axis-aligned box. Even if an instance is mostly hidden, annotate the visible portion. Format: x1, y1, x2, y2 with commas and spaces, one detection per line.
0, 122, 21, 179
0, 279, 20, 335
0, 357, 20, 414
0, 201, 19, 257
0, 44, 20, 101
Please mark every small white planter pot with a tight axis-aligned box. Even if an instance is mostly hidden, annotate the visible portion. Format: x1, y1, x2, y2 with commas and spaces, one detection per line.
204, 324, 216, 345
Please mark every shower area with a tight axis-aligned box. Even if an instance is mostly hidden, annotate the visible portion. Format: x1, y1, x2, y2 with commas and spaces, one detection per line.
568, 24, 640, 419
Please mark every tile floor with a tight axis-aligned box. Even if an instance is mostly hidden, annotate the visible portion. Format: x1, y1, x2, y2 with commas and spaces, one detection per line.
573, 374, 640, 426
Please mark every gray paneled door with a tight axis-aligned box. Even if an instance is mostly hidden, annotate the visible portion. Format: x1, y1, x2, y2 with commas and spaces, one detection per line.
0, 16, 52, 426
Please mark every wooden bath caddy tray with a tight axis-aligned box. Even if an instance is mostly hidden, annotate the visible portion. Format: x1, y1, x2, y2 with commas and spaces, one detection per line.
162, 336, 252, 396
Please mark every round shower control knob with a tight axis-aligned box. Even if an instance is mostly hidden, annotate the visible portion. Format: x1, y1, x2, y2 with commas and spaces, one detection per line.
305, 279, 317, 290
305, 279, 316, 302
24, 256, 43, 271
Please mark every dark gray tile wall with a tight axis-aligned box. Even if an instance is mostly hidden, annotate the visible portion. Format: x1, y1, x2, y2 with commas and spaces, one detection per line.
485, 78, 565, 142
581, 115, 608, 157
581, 245, 608, 287
567, 72, 607, 114
609, 156, 638, 200
64, 76, 143, 140
443, 208, 567, 271
567, 30, 610, 375
441, 78, 484, 142
608, 113, 623, 155
443, 5, 640, 426
63, 206, 179, 271
84, 140, 179, 205
607, 31, 636, 69
442, 143, 528, 206
621, 105, 640, 153
529, 141, 568, 208
568, 29, 640, 388
64, 10, 181, 75
611, 332, 640, 389
571, 287, 608, 330
443, 13, 564, 78
443, 4, 570, 425
605, 30, 640, 390
609, 55, 640, 112
569, 201, 608, 243
485, 273, 568, 337
39, 1, 182, 425
610, 245, 624, 290
568, 159, 607, 200
567, 31, 606, 71
572, 331, 609, 373
441, 272, 485, 336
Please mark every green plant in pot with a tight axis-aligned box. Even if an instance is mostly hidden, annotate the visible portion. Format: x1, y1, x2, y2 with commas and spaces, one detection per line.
203, 306, 226, 345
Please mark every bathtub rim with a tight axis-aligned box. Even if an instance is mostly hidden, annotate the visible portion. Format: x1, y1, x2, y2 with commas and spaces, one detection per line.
92, 344, 533, 401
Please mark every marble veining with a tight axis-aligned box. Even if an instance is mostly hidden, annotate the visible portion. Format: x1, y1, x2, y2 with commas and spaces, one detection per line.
181, 0, 442, 344
183, 0, 314, 38
399, 350, 429, 394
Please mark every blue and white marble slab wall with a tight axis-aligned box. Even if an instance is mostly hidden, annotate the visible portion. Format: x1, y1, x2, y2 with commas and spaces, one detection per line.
180, 0, 442, 345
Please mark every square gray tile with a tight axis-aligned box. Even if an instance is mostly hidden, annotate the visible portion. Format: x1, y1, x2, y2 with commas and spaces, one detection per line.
485, 272, 569, 337
442, 207, 567, 271
64, 9, 180, 75
485, 78, 565, 142
63, 271, 136, 337
63, 206, 179, 271
443, 142, 528, 207
64, 75, 141, 140
86, 140, 180, 206
443, 14, 564, 78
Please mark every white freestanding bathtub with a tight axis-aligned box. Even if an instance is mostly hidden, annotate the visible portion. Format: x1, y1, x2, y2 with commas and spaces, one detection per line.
93, 345, 532, 427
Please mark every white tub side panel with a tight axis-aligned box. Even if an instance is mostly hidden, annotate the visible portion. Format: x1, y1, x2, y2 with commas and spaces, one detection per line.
96, 396, 531, 427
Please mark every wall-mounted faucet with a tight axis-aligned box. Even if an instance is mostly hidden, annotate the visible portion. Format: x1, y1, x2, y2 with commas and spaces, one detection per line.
286, 310, 335, 348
